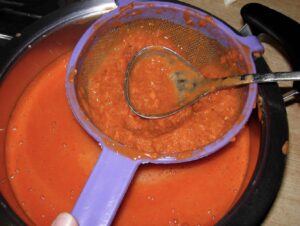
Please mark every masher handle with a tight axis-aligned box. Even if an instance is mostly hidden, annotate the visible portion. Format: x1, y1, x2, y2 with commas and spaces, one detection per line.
199, 72, 300, 95
250, 71, 300, 83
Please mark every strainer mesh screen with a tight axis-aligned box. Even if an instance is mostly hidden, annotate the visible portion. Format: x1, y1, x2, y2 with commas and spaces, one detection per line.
68, 3, 254, 157
76, 17, 247, 106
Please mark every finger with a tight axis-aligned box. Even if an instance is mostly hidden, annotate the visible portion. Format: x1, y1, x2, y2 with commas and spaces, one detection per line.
51, 212, 79, 226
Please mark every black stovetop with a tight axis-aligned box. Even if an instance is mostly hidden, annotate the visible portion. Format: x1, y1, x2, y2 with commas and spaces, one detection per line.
0, 0, 78, 37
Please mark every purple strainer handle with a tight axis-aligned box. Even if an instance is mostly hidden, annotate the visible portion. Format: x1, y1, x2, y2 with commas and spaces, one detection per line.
72, 143, 141, 226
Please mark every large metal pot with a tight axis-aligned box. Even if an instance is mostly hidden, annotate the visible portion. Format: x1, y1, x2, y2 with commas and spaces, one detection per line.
0, 1, 294, 225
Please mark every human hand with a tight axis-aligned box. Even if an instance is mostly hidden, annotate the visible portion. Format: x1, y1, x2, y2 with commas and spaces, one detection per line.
51, 212, 78, 226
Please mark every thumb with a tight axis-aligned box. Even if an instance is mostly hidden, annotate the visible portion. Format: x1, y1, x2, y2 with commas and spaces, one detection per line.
51, 212, 78, 226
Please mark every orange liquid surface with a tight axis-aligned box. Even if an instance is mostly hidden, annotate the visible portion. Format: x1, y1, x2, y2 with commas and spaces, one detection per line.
4, 52, 253, 226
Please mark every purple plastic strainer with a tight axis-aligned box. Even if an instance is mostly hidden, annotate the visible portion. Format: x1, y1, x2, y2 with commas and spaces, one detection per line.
65, 0, 264, 225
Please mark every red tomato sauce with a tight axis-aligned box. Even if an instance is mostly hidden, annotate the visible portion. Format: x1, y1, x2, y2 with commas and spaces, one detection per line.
128, 48, 180, 116
78, 19, 247, 157
4, 52, 254, 226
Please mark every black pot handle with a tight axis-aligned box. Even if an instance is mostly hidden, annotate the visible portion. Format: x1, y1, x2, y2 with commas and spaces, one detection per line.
241, 3, 300, 93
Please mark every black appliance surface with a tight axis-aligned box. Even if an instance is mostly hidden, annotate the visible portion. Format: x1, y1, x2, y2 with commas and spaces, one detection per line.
0, 0, 78, 47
